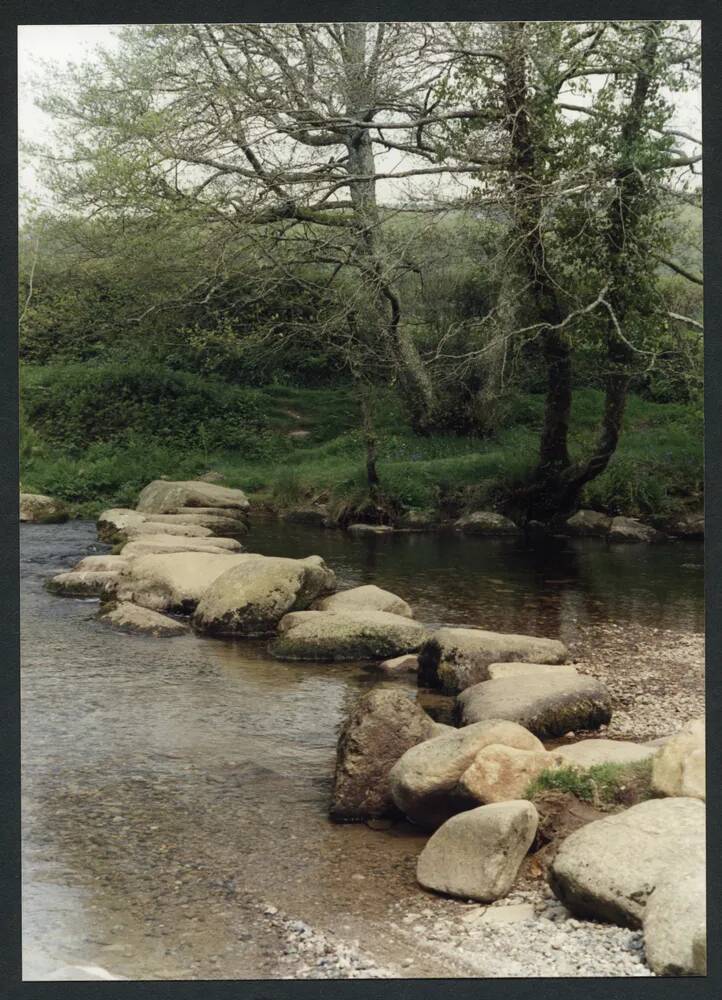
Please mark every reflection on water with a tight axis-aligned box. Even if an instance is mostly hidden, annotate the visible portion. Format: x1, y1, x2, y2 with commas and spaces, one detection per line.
20, 518, 703, 978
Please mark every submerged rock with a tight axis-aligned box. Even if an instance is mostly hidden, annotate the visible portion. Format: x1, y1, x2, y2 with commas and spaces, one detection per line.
192, 555, 335, 636
418, 627, 568, 694
389, 719, 543, 829
651, 718, 705, 800
454, 511, 519, 536
315, 584, 413, 619
99, 601, 188, 636
549, 797, 706, 927
20, 493, 68, 524
115, 551, 250, 613
136, 479, 250, 514
416, 801, 538, 902
269, 609, 428, 662
329, 688, 437, 822
347, 523, 394, 534
456, 672, 612, 739
282, 507, 329, 527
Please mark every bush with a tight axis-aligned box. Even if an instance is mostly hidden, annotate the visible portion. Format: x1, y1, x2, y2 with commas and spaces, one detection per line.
22, 362, 266, 451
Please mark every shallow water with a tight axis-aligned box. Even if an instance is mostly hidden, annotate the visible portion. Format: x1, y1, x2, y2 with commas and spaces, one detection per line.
21, 518, 703, 979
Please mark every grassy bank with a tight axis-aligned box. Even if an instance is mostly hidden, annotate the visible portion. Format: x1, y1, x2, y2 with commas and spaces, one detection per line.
20, 363, 703, 523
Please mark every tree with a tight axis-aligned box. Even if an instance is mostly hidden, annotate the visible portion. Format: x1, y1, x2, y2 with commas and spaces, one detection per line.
435, 19, 701, 521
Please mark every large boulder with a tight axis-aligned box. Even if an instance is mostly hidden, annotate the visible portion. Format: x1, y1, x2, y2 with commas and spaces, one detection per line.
418, 627, 568, 694
115, 551, 250, 613
269, 609, 428, 662
97, 508, 147, 543
456, 672, 612, 739
651, 718, 705, 800
416, 801, 538, 902
315, 584, 413, 619
192, 555, 335, 636
136, 479, 250, 514
454, 511, 519, 536
389, 719, 543, 829
556, 739, 657, 768
47, 570, 119, 598
608, 516, 662, 544
20, 493, 68, 524
565, 510, 612, 537
457, 745, 563, 805
643, 863, 706, 976
549, 797, 706, 927
119, 534, 243, 558
99, 602, 188, 636
329, 688, 437, 822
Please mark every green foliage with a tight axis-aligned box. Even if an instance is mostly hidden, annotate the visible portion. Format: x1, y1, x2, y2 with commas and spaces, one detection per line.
526, 759, 654, 807
22, 362, 266, 451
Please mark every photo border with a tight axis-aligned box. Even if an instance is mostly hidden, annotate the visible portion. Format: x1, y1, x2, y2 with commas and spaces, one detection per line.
1, 2, 719, 998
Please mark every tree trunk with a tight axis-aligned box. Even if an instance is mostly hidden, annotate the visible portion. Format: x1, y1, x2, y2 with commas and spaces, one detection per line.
342, 23, 437, 432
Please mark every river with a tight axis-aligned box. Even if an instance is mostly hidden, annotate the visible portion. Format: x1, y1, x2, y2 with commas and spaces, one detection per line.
21, 518, 704, 979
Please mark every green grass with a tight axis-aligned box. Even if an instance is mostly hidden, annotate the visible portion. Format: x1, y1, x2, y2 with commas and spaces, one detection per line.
525, 759, 655, 808
20, 363, 703, 520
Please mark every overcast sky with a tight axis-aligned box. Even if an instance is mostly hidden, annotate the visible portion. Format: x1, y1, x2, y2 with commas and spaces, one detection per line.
18, 23, 702, 209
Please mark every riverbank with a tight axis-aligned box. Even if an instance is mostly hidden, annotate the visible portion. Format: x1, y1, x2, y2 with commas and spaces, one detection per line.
22, 519, 704, 980
21, 374, 703, 527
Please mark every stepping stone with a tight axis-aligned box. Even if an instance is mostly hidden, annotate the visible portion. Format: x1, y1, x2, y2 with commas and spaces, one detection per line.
456, 672, 612, 739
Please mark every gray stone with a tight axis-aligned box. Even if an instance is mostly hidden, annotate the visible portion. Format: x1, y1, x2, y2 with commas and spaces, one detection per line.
416, 801, 538, 902
556, 739, 657, 768
458, 745, 563, 804
418, 627, 568, 694
47, 570, 119, 598
666, 511, 704, 539
347, 523, 395, 534
100, 601, 188, 636
379, 654, 419, 675
72, 554, 129, 574
329, 688, 437, 821
651, 718, 705, 800
192, 555, 335, 636
119, 534, 243, 559
97, 507, 148, 542
389, 719, 543, 829
315, 584, 413, 619
565, 510, 612, 537
608, 516, 662, 544
487, 662, 579, 681
549, 797, 706, 927
643, 863, 706, 975
269, 609, 428, 662
115, 551, 250, 613
456, 672, 612, 739
282, 507, 328, 527
136, 479, 250, 514
20, 493, 68, 524
454, 511, 519, 536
